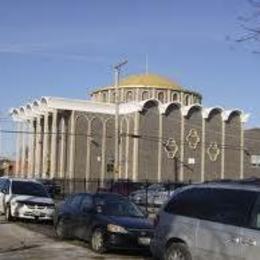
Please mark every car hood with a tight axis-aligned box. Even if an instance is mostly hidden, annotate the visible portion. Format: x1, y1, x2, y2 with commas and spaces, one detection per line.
105, 215, 153, 230
10, 195, 54, 205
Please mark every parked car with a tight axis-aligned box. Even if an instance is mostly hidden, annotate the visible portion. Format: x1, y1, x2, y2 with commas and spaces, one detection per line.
36, 178, 61, 197
151, 182, 260, 260
0, 177, 55, 221
130, 183, 186, 207
54, 192, 154, 253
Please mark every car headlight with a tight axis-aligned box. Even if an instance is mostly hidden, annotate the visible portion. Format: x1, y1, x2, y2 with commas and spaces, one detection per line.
11, 201, 24, 207
107, 224, 128, 234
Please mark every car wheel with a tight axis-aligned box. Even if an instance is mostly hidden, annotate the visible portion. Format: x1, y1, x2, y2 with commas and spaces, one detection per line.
91, 228, 107, 254
55, 218, 70, 240
164, 242, 192, 260
5, 205, 14, 222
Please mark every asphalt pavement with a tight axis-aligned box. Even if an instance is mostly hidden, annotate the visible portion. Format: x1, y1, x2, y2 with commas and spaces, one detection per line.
0, 216, 152, 260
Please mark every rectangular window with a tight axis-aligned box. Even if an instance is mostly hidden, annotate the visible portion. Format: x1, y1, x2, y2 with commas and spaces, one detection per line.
251, 155, 260, 167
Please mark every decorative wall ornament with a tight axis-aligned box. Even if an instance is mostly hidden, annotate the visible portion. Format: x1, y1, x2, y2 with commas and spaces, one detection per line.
207, 142, 220, 162
164, 138, 179, 159
186, 129, 200, 150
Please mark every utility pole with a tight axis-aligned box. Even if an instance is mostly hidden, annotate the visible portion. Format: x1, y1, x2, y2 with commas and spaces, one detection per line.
114, 60, 128, 180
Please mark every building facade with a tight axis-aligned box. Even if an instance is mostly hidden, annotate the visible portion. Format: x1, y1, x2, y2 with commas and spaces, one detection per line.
10, 73, 250, 185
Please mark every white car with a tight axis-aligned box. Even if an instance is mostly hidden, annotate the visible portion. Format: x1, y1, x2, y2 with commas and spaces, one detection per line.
0, 177, 55, 221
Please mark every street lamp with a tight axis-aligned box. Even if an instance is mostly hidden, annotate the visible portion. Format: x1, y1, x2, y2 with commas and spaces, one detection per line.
113, 60, 128, 180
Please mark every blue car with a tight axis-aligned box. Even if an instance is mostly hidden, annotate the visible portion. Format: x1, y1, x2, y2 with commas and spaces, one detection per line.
53, 192, 154, 253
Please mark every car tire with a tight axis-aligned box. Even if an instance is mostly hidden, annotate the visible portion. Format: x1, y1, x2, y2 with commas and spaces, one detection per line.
90, 228, 107, 254
55, 218, 70, 240
164, 242, 192, 260
5, 205, 14, 222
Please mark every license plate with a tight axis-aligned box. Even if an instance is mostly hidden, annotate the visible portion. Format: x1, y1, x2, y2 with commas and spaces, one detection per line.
138, 237, 151, 246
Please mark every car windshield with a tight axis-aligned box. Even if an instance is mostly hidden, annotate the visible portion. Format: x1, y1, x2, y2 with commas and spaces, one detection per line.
12, 181, 49, 197
95, 197, 144, 218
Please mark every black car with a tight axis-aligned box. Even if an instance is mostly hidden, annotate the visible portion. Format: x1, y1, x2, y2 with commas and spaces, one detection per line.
53, 192, 154, 253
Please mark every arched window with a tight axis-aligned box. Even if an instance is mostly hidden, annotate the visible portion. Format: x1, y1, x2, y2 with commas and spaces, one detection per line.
172, 92, 179, 102
111, 92, 116, 103
142, 91, 149, 100
102, 92, 107, 102
126, 91, 133, 102
158, 92, 164, 103
185, 95, 189, 106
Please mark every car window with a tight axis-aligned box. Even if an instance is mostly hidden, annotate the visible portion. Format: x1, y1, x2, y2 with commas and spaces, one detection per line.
95, 197, 144, 218
11, 181, 49, 197
80, 195, 93, 211
165, 187, 256, 227
2, 180, 10, 193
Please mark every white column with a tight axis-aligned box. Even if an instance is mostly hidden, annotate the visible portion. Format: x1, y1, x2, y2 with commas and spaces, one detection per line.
50, 111, 58, 178
240, 121, 244, 179
15, 122, 22, 176
125, 119, 130, 179
68, 111, 75, 180
42, 113, 49, 178
201, 118, 206, 182
179, 115, 185, 181
34, 116, 42, 177
59, 117, 66, 179
157, 114, 163, 181
132, 112, 140, 181
28, 119, 36, 178
101, 120, 106, 183
21, 122, 27, 178
221, 120, 225, 179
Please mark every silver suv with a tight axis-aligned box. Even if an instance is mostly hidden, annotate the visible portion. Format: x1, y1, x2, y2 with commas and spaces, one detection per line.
151, 182, 260, 260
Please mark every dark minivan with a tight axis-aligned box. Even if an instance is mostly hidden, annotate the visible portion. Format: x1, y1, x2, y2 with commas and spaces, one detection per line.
54, 192, 153, 253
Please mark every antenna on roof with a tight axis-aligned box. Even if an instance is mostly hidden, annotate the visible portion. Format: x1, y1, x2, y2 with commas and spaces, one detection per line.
145, 54, 149, 75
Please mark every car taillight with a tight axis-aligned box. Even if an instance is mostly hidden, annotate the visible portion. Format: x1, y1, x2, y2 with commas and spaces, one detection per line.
153, 214, 160, 227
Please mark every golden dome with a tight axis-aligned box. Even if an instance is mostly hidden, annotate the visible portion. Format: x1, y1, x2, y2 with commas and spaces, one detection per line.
119, 73, 183, 90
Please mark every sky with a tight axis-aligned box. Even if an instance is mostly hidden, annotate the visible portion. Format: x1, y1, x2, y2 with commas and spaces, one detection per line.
0, 0, 260, 157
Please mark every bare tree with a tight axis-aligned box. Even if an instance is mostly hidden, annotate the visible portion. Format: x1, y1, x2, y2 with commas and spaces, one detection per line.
235, 0, 260, 53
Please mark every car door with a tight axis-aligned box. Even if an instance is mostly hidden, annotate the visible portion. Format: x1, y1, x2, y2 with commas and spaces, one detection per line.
0, 179, 5, 212
195, 188, 256, 260
240, 193, 260, 260
74, 194, 94, 240
64, 194, 83, 238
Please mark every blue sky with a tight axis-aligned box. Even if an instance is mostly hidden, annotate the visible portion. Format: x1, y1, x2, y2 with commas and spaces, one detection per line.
0, 0, 260, 156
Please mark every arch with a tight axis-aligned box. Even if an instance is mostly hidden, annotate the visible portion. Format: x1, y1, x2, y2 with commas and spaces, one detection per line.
104, 117, 115, 179
138, 99, 159, 180
224, 110, 242, 180
184, 94, 190, 106
161, 102, 182, 181
205, 108, 223, 181
183, 104, 202, 118
183, 104, 203, 182
73, 114, 89, 191
111, 92, 116, 103
203, 107, 224, 119
172, 92, 179, 102
164, 102, 182, 115
126, 90, 133, 102
89, 117, 103, 180
222, 109, 242, 122
102, 92, 107, 102
158, 92, 164, 103
140, 99, 160, 113
142, 90, 149, 100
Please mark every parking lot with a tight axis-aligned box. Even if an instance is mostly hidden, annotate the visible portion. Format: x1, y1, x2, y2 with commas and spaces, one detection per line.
0, 216, 152, 260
